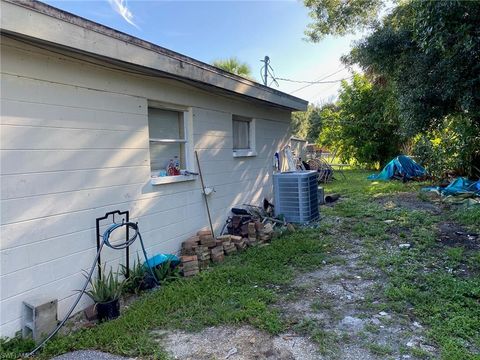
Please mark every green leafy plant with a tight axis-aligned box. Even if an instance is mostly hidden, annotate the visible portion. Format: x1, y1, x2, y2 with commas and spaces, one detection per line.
0, 334, 35, 358
153, 260, 180, 284
120, 256, 147, 294
82, 269, 123, 303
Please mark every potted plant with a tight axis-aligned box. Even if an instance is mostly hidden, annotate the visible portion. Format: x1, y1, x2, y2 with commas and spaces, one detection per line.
83, 269, 123, 322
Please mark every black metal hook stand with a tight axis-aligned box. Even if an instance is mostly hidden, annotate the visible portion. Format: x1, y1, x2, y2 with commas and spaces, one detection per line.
95, 210, 130, 279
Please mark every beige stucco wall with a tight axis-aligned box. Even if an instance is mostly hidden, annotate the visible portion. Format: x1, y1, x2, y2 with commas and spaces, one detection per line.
0, 37, 292, 337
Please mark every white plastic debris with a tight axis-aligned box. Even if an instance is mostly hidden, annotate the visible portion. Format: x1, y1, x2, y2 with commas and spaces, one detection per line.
225, 347, 238, 359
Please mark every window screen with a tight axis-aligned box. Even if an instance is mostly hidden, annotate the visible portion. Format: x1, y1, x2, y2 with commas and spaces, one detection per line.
148, 108, 186, 172
233, 116, 251, 150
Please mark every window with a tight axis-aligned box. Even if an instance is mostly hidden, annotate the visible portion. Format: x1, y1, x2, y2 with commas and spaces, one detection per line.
148, 106, 194, 184
232, 115, 256, 157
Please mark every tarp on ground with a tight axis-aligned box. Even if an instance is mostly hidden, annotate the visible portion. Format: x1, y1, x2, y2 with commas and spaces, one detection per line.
368, 155, 427, 181
423, 177, 480, 197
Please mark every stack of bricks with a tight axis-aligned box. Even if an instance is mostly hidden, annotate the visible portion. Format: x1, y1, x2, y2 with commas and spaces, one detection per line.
198, 230, 216, 248
247, 222, 258, 246
181, 235, 200, 256
222, 238, 237, 256
180, 220, 279, 279
181, 255, 199, 277
195, 245, 210, 270
256, 221, 272, 243
231, 235, 247, 251
210, 245, 225, 263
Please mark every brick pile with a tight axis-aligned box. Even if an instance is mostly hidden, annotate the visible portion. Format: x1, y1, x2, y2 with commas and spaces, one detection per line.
179, 221, 276, 278
181, 255, 199, 277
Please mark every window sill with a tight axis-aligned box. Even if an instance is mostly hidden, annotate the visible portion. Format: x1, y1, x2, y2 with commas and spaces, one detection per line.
233, 149, 257, 158
150, 175, 197, 185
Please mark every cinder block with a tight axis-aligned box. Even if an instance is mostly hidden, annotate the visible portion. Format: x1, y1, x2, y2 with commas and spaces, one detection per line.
23, 297, 58, 344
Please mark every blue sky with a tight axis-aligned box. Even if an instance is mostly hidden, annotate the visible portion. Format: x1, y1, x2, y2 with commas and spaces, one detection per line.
43, 0, 364, 105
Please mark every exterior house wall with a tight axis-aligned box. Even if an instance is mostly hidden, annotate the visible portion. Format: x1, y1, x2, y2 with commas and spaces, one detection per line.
0, 38, 292, 337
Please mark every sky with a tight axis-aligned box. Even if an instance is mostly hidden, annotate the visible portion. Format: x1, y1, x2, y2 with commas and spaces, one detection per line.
43, 0, 365, 105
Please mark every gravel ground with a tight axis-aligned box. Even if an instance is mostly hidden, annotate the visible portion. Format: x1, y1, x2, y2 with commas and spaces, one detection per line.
155, 326, 320, 360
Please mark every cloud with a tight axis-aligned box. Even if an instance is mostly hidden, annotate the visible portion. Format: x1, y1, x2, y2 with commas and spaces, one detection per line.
107, 0, 139, 28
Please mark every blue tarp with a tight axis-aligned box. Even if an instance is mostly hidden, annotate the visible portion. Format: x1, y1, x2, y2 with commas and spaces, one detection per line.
368, 155, 427, 181
423, 177, 480, 197
144, 254, 180, 269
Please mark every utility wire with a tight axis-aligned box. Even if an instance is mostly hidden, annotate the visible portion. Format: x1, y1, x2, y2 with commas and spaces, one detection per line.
276, 76, 351, 84
289, 67, 349, 94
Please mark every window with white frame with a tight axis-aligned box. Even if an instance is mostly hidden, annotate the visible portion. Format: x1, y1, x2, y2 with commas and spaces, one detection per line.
148, 107, 194, 183
232, 115, 256, 157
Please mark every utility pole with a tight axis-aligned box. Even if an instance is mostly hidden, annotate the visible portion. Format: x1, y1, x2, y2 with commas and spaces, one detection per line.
261, 55, 270, 86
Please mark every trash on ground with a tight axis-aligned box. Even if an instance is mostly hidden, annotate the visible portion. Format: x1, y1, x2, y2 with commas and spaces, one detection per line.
368, 155, 427, 181
422, 177, 480, 206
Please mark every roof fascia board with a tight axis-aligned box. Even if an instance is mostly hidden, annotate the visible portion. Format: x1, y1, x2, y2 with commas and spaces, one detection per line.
0, 0, 308, 111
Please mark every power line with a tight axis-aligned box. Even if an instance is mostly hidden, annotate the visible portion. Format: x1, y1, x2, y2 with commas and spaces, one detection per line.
278, 77, 352, 85
289, 68, 350, 94
275, 76, 350, 84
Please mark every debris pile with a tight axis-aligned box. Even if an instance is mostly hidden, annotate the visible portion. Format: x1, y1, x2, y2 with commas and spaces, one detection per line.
179, 204, 284, 277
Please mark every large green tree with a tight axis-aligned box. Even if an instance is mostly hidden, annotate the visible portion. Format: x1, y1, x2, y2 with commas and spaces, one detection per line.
212, 57, 253, 79
345, 1, 480, 133
304, 0, 480, 175
318, 73, 402, 167
291, 105, 324, 142
304, 0, 383, 41
343, 0, 480, 175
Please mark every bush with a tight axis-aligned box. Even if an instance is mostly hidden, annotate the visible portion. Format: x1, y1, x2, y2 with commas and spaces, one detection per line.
412, 115, 480, 179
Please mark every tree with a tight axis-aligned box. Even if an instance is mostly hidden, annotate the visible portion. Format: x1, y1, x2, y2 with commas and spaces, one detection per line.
318, 74, 403, 167
344, 0, 480, 174
303, 0, 383, 41
291, 105, 324, 142
212, 57, 253, 79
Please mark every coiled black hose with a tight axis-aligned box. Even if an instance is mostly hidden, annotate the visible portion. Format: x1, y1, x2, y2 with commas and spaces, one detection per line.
28, 221, 156, 356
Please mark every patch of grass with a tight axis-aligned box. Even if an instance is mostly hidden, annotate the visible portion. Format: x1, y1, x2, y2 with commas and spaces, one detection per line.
311, 329, 340, 356
364, 323, 380, 334
0, 335, 35, 359
34, 230, 331, 359
411, 346, 433, 359
367, 343, 393, 356
293, 318, 340, 356
450, 207, 480, 230
445, 247, 464, 267
311, 298, 333, 312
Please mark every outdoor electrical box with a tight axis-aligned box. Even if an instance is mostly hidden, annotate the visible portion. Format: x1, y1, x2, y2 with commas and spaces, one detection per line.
273, 171, 319, 223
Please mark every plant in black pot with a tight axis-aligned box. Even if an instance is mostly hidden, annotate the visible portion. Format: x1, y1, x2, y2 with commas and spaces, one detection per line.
83, 269, 123, 322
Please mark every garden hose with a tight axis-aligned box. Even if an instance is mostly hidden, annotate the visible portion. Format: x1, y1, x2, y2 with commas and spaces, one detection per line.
28, 221, 156, 356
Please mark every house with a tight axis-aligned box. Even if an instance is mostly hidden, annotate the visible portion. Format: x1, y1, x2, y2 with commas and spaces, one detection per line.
0, 0, 307, 337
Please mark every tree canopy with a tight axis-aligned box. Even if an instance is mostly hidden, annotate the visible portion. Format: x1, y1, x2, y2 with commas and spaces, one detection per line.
304, 0, 383, 41
212, 57, 253, 79
345, 1, 480, 135
301, 0, 480, 176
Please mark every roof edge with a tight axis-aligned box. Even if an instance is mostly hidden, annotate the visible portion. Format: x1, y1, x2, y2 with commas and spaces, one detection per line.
1, 0, 308, 111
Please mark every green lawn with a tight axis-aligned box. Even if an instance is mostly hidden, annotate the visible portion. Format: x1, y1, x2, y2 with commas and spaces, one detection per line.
30, 224, 334, 359
2, 170, 479, 359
